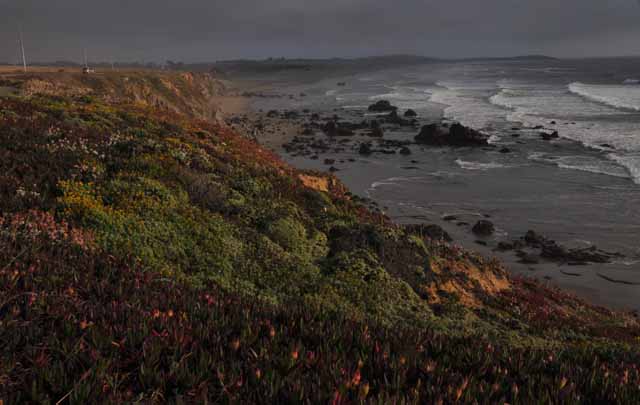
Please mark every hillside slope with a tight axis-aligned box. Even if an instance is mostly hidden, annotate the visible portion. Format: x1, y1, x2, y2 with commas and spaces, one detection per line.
0, 69, 227, 121
1, 78, 639, 403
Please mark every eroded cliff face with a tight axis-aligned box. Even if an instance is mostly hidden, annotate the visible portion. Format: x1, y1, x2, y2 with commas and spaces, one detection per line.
10, 70, 228, 122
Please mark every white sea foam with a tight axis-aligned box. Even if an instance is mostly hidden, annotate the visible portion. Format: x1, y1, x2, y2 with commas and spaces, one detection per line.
430, 80, 505, 135
369, 176, 425, 190
455, 159, 507, 171
608, 154, 640, 184
528, 152, 630, 180
568, 82, 640, 112
483, 80, 640, 182
368, 85, 435, 111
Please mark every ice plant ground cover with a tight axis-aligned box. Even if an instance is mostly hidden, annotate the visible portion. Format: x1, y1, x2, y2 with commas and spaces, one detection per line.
1, 91, 640, 403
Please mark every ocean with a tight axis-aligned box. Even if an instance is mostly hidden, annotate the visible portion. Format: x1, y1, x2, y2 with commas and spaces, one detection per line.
251, 57, 640, 310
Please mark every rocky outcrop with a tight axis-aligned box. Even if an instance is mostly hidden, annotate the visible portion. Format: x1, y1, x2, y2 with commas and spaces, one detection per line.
472, 220, 495, 236
358, 143, 373, 155
415, 123, 490, 146
382, 110, 416, 127
322, 121, 353, 137
540, 131, 559, 141
322, 120, 370, 137
498, 230, 624, 265
368, 100, 398, 112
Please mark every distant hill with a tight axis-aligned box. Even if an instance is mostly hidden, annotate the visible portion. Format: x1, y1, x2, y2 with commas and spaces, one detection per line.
450, 55, 559, 62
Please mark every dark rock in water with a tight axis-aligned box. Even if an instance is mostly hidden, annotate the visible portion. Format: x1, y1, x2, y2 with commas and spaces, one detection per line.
495, 241, 515, 251
512, 133, 520, 138
399, 147, 412, 155
329, 166, 339, 172
309, 139, 331, 152
405, 224, 452, 242
550, 120, 556, 125
415, 123, 490, 147
324, 159, 335, 165
533, 125, 544, 130
404, 109, 418, 117
600, 143, 615, 149
382, 110, 414, 126
283, 110, 299, 120
411, 160, 420, 164
499, 147, 512, 153
519, 230, 622, 264
415, 124, 450, 144
472, 220, 495, 236
443, 215, 458, 221
368, 100, 398, 112
518, 252, 540, 265
358, 143, 373, 155
310, 113, 321, 121
540, 131, 559, 141
524, 230, 546, 246
475, 240, 488, 246
544, 245, 614, 264
377, 149, 397, 155
267, 110, 279, 118
379, 139, 412, 149
322, 121, 354, 137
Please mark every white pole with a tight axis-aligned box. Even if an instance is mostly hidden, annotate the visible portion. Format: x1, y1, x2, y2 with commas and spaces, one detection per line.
19, 26, 27, 72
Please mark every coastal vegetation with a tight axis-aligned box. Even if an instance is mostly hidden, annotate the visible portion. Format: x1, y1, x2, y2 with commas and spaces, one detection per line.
1, 74, 639, 403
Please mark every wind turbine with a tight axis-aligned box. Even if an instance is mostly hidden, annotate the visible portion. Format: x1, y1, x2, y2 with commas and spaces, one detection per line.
82, 48, 95, 74
18, 25, 27, 72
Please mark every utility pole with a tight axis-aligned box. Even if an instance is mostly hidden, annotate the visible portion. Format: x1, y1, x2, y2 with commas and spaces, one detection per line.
19, 26, 27, 72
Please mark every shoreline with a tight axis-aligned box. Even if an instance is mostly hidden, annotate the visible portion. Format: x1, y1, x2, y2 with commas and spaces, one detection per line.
227, 71, 640, 313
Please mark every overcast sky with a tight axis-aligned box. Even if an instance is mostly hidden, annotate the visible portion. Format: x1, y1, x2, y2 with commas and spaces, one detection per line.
1, 0, 640, 63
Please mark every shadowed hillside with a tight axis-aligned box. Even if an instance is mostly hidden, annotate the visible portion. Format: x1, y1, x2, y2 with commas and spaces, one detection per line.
1, 74, 639, 403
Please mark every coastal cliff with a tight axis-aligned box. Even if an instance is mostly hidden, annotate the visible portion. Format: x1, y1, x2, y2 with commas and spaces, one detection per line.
1, 69, 228, 121
1, 71, 639, 403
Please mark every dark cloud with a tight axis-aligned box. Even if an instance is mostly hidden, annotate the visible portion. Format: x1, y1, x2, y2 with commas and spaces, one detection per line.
1, 0, 640, 62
